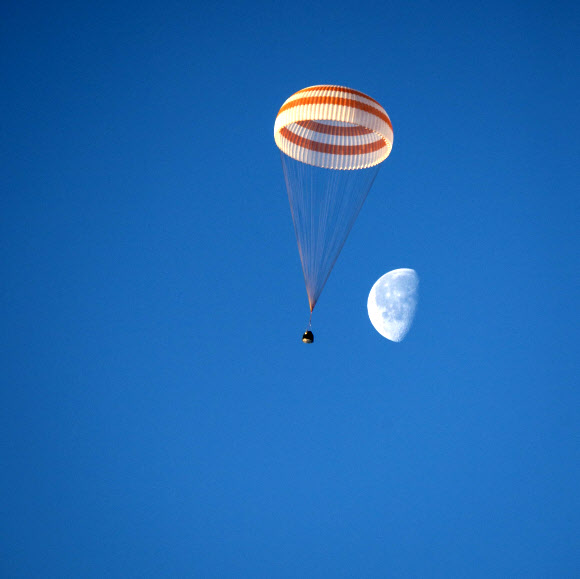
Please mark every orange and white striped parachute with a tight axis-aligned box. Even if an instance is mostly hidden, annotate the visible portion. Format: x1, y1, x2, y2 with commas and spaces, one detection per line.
274, 85, 393, 170
275, 85, 393, 325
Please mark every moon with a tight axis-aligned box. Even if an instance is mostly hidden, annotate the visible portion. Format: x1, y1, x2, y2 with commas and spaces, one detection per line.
367, 268, 419, 342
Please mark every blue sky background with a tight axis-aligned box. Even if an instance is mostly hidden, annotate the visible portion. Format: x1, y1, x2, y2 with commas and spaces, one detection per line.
1, 0, 579, 576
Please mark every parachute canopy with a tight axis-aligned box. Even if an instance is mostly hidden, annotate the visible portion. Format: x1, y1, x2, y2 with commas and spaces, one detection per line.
275, 85, 393, 314
274, 85, 393, 170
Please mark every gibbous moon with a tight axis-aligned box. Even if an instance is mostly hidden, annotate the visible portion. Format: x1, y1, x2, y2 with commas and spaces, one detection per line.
367, 268, 419, 342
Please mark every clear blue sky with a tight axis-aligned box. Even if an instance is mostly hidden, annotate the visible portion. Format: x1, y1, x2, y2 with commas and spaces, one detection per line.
1, 0, 579, 576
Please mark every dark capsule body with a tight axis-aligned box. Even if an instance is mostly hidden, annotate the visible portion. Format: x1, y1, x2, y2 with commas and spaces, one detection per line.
302, 331, 314, 344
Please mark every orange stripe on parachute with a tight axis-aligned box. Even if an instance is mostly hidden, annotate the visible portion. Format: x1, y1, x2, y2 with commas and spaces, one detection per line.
293, 85, 383, 108
280, 126, 387, 156
294, 120, 374, 136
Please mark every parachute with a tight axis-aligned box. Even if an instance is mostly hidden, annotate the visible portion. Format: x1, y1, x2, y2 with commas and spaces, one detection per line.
274, 85, 394, 336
